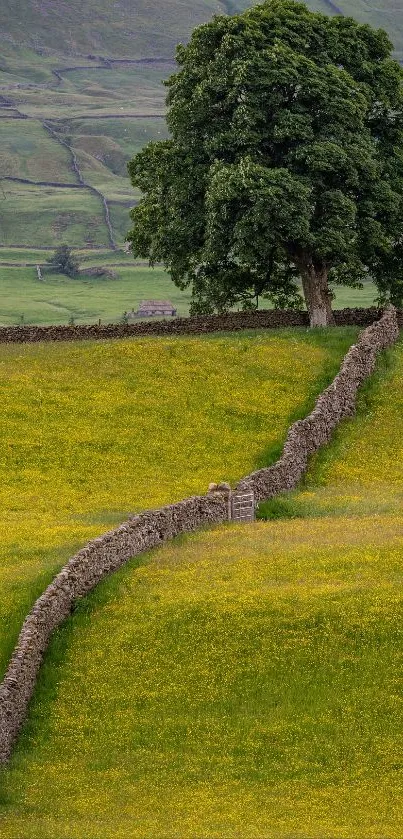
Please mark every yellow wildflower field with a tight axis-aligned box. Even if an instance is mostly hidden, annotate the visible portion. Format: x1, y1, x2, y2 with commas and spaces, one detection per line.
0, 329, 350, 675
293, 338, 403, 517
2, 328, 401, 839
1, 515, 402, 838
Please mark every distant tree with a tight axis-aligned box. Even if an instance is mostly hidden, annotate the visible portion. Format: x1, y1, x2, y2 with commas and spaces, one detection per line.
47, 245, 79, 278
127, 0, 403, 326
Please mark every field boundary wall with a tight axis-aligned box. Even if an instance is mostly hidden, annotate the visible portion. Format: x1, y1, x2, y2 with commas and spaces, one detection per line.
0, 306, 399, 764
236, 306, 399, 500
0, 307, 402, 342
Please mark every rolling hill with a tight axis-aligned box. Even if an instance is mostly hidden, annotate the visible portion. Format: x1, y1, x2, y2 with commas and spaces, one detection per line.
0, 331, 401, 838
0, 0, 240, 60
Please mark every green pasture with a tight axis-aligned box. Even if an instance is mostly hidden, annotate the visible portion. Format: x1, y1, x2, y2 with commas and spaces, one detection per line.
68, 117, 170, 159
0, 110, 164, 247
0, 120, 73, 183
0, 257, 379, 326
0, 247, 117, 264
0, 264, 190, 325
70, 151, 136, 204
0, 182, 109, 248
0, 44, 61, 86
64, 65, 167, 109
0, 335, 402, 838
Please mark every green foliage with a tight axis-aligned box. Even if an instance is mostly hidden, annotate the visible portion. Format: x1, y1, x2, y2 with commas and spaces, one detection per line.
46, 245, 80, 278
128, 0, 403, 322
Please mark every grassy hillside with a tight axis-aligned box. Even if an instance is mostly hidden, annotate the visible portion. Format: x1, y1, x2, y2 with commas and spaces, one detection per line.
1, 519, 400, 838
0, 335, 401, 838
0, 0, 401, 59
0, 122, 72, 183
0, 182, 109, 247
0, 328, 354, 682
0, 0, 246, 60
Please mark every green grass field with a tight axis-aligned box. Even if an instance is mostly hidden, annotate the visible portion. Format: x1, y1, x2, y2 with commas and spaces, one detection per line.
0, 331, 401, 838
0, 327, 352, 682
259, 340, 403, 521
0, 264, 191, 325
0, 182, 109, 248
0, 255, 379, 326
0, 120, 73, 182
0, 0, 402, 831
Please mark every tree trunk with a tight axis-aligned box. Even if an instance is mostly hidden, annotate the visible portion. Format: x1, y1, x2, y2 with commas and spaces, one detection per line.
297, 259, 335, 327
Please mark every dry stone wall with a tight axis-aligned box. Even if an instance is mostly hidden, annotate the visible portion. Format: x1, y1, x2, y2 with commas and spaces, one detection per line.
236, 306, 399, 500
0, 306, 399, 765
0, 495, 228, 764
0, 307, 401, 343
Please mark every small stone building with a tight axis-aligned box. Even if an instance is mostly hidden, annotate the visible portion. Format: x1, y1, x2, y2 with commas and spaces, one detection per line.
131, 300, 177, 318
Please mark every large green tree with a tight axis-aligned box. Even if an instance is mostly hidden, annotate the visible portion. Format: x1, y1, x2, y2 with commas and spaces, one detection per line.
127, 0, 403, 326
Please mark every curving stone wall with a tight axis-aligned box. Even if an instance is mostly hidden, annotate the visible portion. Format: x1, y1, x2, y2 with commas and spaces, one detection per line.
0, 495, 228, 764
236, 306, 399, 501
0, 306, 399, 765
0, 307, 401, 344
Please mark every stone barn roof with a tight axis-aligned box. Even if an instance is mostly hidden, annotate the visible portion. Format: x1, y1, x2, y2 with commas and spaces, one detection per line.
133, 300, 177, 317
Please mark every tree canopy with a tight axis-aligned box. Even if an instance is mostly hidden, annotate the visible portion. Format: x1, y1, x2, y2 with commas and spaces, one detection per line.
127, 0, 403, 326
47, 245, 79, 278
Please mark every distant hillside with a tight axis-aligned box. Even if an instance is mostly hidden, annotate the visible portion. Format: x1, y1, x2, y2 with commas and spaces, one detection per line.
0, 0, 250, 60
0, 0, 402, 60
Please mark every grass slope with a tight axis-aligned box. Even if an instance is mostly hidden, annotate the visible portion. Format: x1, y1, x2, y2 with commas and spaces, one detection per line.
0, 0, 401, 59
0, 330, 401, 839
0, 518, 401, 836
0, 182, 109, 247
260, 339, 403, 520
0, 0, 248, 60
0, 327, 354, 681
0, 120, 73, 183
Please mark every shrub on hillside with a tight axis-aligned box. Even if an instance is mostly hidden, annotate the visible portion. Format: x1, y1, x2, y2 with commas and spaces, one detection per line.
46, 244, 79, 278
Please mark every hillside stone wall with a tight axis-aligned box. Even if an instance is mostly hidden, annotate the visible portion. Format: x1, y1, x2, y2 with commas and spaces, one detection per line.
236, 306, 399, 500
0, 495, 228, 764
0, 306, 399, 765
0, 307, 401, 343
